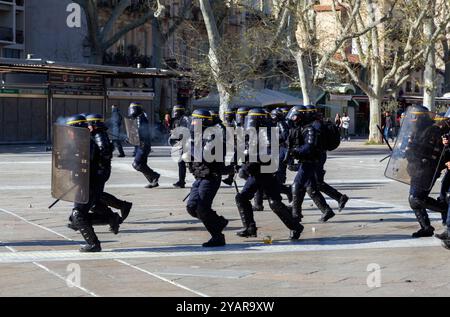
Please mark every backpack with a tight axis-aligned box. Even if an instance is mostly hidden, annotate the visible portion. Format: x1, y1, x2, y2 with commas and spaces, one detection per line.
321, 120, 341, 151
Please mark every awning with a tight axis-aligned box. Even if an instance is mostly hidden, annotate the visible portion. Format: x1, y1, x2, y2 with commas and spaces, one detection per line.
192, 88, 296, 108
0, 58, 184, 78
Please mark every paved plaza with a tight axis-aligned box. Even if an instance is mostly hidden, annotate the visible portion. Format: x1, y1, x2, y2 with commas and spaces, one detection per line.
0, 141, 449, 297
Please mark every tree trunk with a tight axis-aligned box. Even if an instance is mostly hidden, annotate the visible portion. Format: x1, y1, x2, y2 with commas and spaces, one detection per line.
199, 0, 230, 119
152, 19, 163, 113
368, 95, 382, 143
423, 4, 436, 110
217, 83, 231, 119
292, 50, 312, 105
442, 39, 450, 93
90, 45, 104, 64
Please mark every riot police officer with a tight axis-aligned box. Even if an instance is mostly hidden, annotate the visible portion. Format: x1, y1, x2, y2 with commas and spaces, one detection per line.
271, 108, 293, 202
401, 106, 448, 238
224, 110, 236, 128
286, 106, 336, 223
170, 105, 191, 188
222, 109, 238, 186
110, 105, 125, 157
235, 108, 304, 239
307, 106, 349, 212
84, 114, 123, 233
65, 115, 103, 252
129, 103, 160, 189
435, 114, 450, 248
235, 107, 250, 127
185, 109, 229, 247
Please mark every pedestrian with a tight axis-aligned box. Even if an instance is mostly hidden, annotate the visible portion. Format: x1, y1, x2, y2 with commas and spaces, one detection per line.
341, 112, 350, 141
335, 113, 342, 136
110, 105, 125, 157
383, 111, 395, 143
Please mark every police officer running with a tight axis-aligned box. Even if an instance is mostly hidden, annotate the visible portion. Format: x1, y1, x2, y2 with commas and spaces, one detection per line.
184, 110, 229, 247
235, 108, 304, 240
170, 105, 191, 188
128, 103, 161, 189
286, 106, 336, 224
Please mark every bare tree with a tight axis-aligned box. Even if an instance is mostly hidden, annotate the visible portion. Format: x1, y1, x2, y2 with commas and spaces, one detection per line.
281, 0, 392, 107
74, 0, 192, 65
323, 0, 449, 143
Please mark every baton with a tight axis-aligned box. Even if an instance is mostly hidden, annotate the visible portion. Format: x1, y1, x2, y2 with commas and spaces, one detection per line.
379, 154, 391, 163
183, 192, 191, 202
48, 184, 78, 209
377, 124, 393, 152
233, 180, 240, 194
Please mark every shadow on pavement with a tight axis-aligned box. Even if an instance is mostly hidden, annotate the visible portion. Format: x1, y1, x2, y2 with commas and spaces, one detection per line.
108, 233, 415, 254
0, 240, 112, 247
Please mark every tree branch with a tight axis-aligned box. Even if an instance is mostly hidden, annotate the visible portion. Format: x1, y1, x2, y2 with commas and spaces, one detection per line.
103, 11, 154, 50
100, 0, 132, 43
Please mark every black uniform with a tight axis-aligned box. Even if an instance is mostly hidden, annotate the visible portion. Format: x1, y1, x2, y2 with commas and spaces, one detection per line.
287, 106, 335, 224
110, 106, 125, 157
171, 106, 191, 188
236, 108, 304, 240
67, 115, 107, 252
308, 108, 349, 212
185, 110, 229, 247
129, 104, 160, 188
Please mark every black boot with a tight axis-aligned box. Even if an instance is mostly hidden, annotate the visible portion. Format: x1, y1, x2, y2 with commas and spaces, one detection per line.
120, 201, 132, 222
269, 199, 304, 239
338, 195, 349, 212
308, 187, 335, 222
79, 226, 101, 253
252, 204, 264, 212
236, 194, 257, 238
203, 234, 226, 247
236, 224, 257, 238
435, 231, 449, 240
320, 210, 336, 223
144, 172, 160, 188
109, 213, 122, 235
441, 239, 450, 250
412, 209, 434, 238
101, 193, 132, 222
292, 184, 306, 222
173, 181, 186, 188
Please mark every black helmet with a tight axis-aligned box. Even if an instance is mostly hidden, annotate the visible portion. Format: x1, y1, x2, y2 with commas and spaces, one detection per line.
224, 110, 236, 125
270, 108, 284, 122
245, 108, 269, 130
236, 107, 250, 127
280, 107, 290, 116
128, 102, 143, 118
209, 110, 222, 125
86, 114, 106, 129
66, 114, 87, 128
305, 105, 317, 122
172, 105, 186, 119
191, 109, 213, 132
286, 105, 307, 127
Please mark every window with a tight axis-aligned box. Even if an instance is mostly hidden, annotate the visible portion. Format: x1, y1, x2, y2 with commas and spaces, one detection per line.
3, 48, 21, 58
406, 81, 412, 93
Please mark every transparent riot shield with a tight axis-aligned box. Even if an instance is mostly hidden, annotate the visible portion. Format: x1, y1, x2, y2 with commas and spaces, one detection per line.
124, 117, 140, 146
385, 106, 444, 191
51, 124, 90, 204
